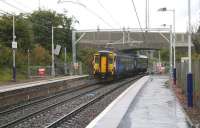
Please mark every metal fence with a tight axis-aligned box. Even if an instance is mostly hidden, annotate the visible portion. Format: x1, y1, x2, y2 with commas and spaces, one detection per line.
177, 60, 200, 107
28, 62, 83, 78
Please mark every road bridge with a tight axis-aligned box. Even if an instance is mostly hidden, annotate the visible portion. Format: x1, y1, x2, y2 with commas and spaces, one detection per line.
77, 29, 190, 50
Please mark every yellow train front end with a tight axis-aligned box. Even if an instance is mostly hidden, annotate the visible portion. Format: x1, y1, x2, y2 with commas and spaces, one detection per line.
93, 51, 115, 80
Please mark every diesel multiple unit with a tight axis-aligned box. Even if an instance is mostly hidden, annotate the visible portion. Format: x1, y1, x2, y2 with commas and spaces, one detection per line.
93, 50, 148, 80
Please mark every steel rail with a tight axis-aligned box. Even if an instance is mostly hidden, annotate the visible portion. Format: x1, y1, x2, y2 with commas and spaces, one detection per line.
45, 75, 143, 128
0, 82, 97, 115
0, 83, 103, 128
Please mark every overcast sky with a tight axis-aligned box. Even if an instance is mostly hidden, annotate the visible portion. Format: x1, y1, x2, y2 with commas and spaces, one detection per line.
0, 0, 200, 32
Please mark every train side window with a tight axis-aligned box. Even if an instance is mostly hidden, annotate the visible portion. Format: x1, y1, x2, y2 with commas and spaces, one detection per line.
108, 56, 113, 64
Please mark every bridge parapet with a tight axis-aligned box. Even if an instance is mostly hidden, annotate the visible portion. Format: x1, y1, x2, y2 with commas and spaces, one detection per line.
78, 31, 192, 50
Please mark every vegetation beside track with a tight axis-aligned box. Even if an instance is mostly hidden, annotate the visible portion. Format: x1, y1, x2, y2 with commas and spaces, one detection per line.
0, 10, 97, 83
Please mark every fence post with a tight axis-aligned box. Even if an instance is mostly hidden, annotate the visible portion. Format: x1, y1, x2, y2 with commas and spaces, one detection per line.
79, 62, 82, 75
64, 47, 67, 75
27, 49, 30, 78
69, 62, 73, 76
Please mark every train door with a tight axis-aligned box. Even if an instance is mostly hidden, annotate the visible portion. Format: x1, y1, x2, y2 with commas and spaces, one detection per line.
100, 55, 107, 73
108, 54, 113, 74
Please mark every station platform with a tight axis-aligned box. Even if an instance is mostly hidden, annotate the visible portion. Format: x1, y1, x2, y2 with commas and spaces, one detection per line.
0, 75, 88, 93
86, 75, 189, 128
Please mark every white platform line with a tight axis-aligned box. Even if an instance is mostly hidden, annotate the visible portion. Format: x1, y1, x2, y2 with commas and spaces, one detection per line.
0, 75, 88, 93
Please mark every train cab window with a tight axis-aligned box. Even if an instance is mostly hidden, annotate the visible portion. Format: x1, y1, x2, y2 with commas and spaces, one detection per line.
108, 55, 113, 64
95, 55, 100, 64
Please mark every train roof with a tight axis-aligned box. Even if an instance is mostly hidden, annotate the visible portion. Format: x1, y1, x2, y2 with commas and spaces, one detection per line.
136, 55, 148, 59
96, 50, 148, 59
98, 50, 113, 53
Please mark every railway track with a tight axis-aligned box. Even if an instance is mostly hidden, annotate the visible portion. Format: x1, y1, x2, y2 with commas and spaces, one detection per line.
0, 75, 143, 128
0, 82, 97, 115
0, 82, 101, 128
45, 75, 142, 128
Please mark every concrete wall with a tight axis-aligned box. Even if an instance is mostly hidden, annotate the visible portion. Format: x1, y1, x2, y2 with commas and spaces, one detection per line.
0, 77, 96, 109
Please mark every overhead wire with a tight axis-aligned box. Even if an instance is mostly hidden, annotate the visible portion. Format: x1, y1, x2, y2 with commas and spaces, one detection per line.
0, 10, 51, 32
0, 1, 70, 45
12, 0, 33, 11
0, 10, 68, 44
130, 0, 143, 32
58, 0, 114, 28
0, 2, 54, 32
96, 0, 121, 27
0, 0, 27, 13
0, 9, 12, 15
130, 0, 145, 39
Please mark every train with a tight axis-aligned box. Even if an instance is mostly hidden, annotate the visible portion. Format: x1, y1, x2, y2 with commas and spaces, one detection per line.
92, 50, 148, 80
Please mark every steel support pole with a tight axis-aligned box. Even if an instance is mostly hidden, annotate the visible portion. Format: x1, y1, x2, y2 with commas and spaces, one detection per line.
72, 30, 76, 65
12, 15, 16, 82
173, 10, 176, 85
146, 0, 147, 30
122, 27, 125, 44
64, 47, 67, 75
51, 26, 55, 76
187, 0, 193, 107
127, 30, 130, 42
170, 25, 173, 77
13, 50, 16, 81
38, 0, 41, 10
28, 49, 30, 78
145, 0, 149, 31
158, 50, 161, 64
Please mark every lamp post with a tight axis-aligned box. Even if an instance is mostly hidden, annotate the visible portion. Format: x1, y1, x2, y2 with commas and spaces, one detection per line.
72, 30, 76, 65
51, 25, 63, 76
12, 15, 17, 82
158, 7, 176, 85
0, 11, 17, 81
169, 25, 173, 78
161, 24, 173, 78
187, 0, 193, 107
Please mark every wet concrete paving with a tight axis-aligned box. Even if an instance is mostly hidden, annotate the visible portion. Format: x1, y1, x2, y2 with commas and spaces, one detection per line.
118, 75, 189, 128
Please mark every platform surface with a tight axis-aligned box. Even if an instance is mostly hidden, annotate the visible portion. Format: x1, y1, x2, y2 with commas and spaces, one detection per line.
0, 75, 87, 93
87, 75, 188, 128
118, 75, 188, 128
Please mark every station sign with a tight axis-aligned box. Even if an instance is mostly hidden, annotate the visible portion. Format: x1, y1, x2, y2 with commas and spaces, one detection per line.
54, 44, 61, 55
74, 62, 79, 69
12, 41, 17, 49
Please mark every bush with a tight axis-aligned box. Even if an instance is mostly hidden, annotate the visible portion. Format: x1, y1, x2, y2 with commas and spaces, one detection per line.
77, 48, 97, 74
30, 45, 51, 66
0, 47, 12, 67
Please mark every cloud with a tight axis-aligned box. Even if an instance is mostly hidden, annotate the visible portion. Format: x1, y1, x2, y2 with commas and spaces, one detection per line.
0, 0, 199, 32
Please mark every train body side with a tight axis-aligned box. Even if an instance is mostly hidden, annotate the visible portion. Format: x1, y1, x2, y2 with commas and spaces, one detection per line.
115, 55, 135, 77
135, 55, 148, 73
93, 50, 148, 80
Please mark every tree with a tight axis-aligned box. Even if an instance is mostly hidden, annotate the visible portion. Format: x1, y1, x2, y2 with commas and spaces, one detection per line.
192, 31, 200, 54
77, 47, 97, 74
0, 47, 12, 66
28, 10, 73, 52
30, 44, 51, 65
160, 48, 169, 62
0, 14, 34, 51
